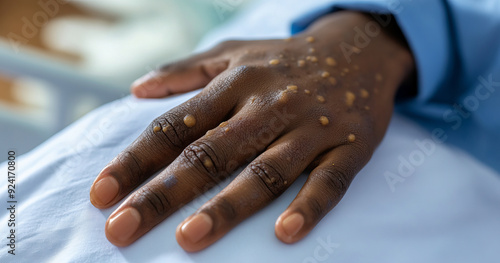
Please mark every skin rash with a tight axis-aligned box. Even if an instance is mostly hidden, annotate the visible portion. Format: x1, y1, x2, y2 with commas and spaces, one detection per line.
90, 11, 415, 252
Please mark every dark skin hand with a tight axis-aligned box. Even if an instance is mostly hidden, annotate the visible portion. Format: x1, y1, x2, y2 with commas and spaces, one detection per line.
90, 11, 414, 252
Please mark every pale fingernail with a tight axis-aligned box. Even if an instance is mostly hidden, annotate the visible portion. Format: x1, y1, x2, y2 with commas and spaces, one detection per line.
107, 207, 141, 243
282, 213, 304, 237
180, 213, 213, 244
131, 77, 151, 97
133, 88, 146, 98
131, 74, 149, 88
91, 176, 119, 206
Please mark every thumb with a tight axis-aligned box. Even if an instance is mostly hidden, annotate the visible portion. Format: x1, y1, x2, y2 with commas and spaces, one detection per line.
131, 47, 233, 98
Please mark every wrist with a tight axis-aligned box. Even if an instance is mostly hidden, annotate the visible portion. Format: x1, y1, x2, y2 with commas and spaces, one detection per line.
302, 11, 415, 99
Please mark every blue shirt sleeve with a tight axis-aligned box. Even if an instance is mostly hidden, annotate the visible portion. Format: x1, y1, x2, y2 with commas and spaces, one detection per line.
291, 0, 500, 132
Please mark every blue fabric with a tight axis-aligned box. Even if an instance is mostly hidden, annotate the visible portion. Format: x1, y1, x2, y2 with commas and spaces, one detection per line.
291, 0, 500, 170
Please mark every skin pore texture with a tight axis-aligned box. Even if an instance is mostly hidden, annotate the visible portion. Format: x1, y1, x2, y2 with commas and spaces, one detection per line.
89, 11, 414, 252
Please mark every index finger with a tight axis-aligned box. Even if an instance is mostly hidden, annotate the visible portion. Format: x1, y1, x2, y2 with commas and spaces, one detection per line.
90, 72, 239, 208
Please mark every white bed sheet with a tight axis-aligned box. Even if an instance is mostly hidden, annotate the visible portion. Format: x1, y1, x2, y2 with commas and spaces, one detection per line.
1, 91, 499, 263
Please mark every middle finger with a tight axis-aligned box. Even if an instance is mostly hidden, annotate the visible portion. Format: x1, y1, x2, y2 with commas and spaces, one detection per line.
175, 126, 333, 252
104, 107, 290, 246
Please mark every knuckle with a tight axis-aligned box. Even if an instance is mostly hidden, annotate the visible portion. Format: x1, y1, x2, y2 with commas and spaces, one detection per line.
182, 141, 226, 179
116, 150, 144, 185
150, 113, 187, 149
226, 65, 272, 90
232, 64, 267, 77
249, 160, 286, 197
317, 168, 352, 198
349, 139, 373, 164
140, 187, 172, 217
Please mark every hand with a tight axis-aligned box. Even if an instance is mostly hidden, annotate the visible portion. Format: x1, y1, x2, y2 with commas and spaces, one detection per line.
90, 11, 414, 252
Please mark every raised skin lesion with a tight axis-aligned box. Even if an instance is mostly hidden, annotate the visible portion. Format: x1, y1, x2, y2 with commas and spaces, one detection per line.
329, 77, 337, 86
345, 91, 356, 106
316, 95, 325, 103
319, 116, 329, 126
183, 114, 196, 128
206, 129, 215, 136
360, 89, 370, 98
279, 85, 300, 103
203, 158, 214, 169
269, 59, 280, 65
321, 71, 330, 78
286, 85, 298, 93
347, 134, 356, 143
306, 36, 315, 43
325, 57, 337, 66
278, 90, 289, 103
306, 56, 318, 63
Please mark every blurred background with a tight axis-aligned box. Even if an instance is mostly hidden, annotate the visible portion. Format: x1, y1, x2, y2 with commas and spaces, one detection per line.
0, 0, 254, 156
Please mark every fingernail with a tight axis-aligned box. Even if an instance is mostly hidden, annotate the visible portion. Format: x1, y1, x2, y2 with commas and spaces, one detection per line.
282, 213, 304, 237
107, 207, 141, 243
133, 88, 146, 98
91, 176, 119, 206
131, 74, 149, 88
180, 213, 213, 244
131, 76, 152, 97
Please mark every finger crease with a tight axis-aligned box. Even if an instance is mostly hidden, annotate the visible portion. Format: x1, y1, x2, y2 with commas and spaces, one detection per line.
183, 148, 218, 183
146, 195, 161, 216
198, 142, 219, 174
158, 123, 176, 148
165, 118, 184, 147
122, 151, 144, 176
251, 164, 283, 197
